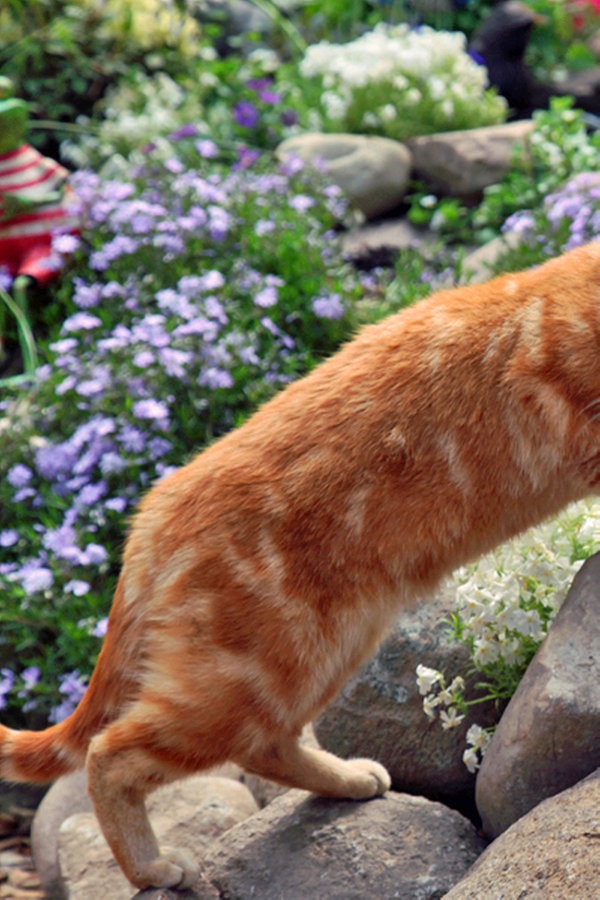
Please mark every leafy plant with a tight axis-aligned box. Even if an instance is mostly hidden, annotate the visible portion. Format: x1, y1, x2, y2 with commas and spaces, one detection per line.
406, 97, 600, 247
416, 498, 600, 770
296, 22, 507, 141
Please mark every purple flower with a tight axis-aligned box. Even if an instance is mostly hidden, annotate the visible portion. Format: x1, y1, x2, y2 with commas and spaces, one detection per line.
174, 318, 217, 339
280, 109, 298, 127
165, 158, 185, 174
169, 123, 198, 140
255, 219, 275, 236
234, 101, 260, 129
204, 296, 228, 325
312, 294, 345, 320
52, 233, 80, 255
72, 279, 102, 309
19, 666, 41, 697
198, 367, 234, 389
20, 565, 54, 594
197, 270, 225, 292
62, 312, 102, 333
93, 617, 109, 638
158, 347, 192, 377
65, 579, 91, 596
119, 425, 146, 453
7, 464, 33, 488
148, 437, 172, 457
90, 235, 139, 270
76, 481, 107, 507
99, 452, 126, 475
0, 669, 14, 709
195, 139, 219, 158
234, 147, 261, 170
133, 398, 170, 427
260, 317, 295, 349
254, 285, 279, 308
0, 530, 18, 548
155, 289, 195, 319
79, 543, 108, 565
49, 670, 88, 722
289, 194, 315, 213
0, 266, 13, 291
105, 496, 128, 513
207, 206, 230, 241
502, 211, 535, 236
133, 350, 155, 370
42, 524, 78, 558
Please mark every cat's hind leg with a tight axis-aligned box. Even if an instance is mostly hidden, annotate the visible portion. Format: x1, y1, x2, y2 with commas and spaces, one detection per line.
240, 735, 391, 799
86, 728, 200, 890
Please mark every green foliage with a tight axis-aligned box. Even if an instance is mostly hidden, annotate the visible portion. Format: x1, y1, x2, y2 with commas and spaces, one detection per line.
295, 23, 506, 142
406, 98, 600, 248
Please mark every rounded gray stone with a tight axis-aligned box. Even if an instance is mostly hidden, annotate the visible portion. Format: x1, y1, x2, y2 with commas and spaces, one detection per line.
277, 132, 412, 219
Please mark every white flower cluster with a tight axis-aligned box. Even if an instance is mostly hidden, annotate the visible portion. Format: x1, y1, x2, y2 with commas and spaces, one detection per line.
416, 664, 465, 727
462, 724, 492, 774
299, 23, 506, 140
62, 72, 206, 172
416, 498, 600, 771
452, 498, 600, 669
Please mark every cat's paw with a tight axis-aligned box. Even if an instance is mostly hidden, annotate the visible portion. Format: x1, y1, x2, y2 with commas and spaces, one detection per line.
134, 847, 200, 889
342, 757, 391, 799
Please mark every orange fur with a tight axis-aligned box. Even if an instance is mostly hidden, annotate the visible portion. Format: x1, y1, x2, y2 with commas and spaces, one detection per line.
3, 243, 600, 888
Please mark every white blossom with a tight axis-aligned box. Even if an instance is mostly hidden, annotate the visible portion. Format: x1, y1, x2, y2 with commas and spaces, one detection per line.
416, 664, 443, 696
440, 707, 465, 730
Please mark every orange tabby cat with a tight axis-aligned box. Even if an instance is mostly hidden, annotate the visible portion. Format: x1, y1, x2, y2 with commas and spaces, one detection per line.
2, 242, 600, 890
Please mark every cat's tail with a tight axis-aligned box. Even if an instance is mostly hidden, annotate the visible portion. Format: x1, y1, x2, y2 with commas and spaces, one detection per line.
0, 576, 140, 783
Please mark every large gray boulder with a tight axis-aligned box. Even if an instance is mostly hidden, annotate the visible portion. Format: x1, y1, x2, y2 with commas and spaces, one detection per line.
476, 553, 600, 837
204, 789, 485, 899
445, 768, 600, 898
406, 120, 534, 196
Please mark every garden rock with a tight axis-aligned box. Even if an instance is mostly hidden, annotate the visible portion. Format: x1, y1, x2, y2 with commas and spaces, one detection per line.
276, 133, 413, 219
342, 216, 435, 268
445, 767, 600, 898
458, 231, 522, 285
406, 120, 534, 197
57, 776, 258, 900
204, 788, 485, 899
314, 585, 498, 817
31, 770, 93, 899
476, 552, 600, 838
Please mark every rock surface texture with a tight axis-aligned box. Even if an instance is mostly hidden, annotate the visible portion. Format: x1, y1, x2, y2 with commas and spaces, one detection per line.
276, 133, 413, 219
446, 768, 600, 899
476, 553, 600, 838
405, 120, 534, 196
203, 789, 484, 900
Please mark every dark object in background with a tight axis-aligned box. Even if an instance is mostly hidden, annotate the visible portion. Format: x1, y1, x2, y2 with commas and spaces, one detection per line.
469, 0, 600, 118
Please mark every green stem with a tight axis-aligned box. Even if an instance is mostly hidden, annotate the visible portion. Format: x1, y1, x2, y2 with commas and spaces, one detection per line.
29, 119, 101, 135
0, 284, 38, 381
247, 0, 307, 57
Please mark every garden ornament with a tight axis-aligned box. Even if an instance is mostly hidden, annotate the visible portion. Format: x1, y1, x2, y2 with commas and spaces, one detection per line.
0, 76, 79, 308
470, 1, 600, 119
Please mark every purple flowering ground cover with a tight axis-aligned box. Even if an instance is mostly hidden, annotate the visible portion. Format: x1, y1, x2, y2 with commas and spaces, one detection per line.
0, 137, 364, 726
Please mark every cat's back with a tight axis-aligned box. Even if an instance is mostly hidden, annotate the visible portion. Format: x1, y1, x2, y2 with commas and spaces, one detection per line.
131, 243, 600, 581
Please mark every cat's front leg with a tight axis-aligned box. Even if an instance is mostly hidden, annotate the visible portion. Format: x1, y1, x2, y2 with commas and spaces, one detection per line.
240, 736, 391, 799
